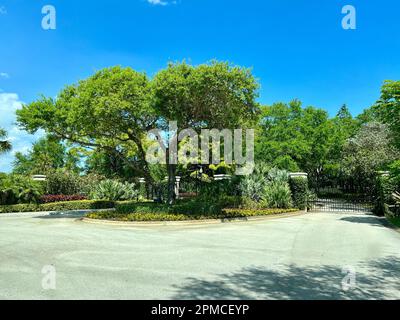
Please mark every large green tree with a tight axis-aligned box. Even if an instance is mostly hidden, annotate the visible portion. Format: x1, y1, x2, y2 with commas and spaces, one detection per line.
151, 61, 260, 203
0, 127, 11, 155
13, 135, 80, 174
374, 80, 400, 147
85, 148, 136, 179
256, 100, 347, 186
342, 122, 399, 191
17, 66, 156, 183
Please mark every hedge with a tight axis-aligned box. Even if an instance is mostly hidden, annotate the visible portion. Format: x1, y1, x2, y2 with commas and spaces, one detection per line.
86, 208, 299, 222
0, 200, 115, 214
115, 196, 243, 215
116, 201, 224, 216
289, 177, 309, 210
373, 175, 396, 216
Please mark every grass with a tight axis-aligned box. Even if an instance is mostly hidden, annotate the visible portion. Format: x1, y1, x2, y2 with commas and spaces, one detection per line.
86, 208, 299, 222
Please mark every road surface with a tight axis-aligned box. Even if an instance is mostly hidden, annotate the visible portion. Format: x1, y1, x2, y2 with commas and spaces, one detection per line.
0, 211, 399, 299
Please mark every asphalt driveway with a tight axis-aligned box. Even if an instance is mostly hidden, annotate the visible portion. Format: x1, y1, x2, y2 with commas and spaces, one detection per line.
0, 211, 399, 300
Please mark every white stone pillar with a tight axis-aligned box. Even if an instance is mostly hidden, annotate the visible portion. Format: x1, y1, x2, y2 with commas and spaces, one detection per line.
175, 176, 181, 199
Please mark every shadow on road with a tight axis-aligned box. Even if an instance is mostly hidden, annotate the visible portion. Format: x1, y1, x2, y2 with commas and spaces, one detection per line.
339, 216, 387, 227
34, 211, 87, 219
172, 256, 400, 300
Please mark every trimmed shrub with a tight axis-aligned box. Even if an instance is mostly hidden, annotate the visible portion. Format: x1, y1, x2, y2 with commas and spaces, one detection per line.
222, 208, 298, 218
199, 175, 241, 198
116, 200, 224, 216
0, 200, 115, 214
45, 170, 82, 195
40, 194, 88, 203
289, 177, 309, 210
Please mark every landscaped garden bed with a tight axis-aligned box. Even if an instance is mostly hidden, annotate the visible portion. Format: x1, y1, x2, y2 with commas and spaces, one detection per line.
86, 207, 299, 222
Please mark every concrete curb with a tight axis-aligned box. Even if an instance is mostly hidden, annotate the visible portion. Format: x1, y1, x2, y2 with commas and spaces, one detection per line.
80, 210, 308, 227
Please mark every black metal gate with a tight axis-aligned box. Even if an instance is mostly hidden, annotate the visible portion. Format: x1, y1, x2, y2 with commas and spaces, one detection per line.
308, 188, 375, 213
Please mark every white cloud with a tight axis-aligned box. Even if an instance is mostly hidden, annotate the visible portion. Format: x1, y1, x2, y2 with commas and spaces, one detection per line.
147, 0, 177, 6
0, 6, 6, 15
148, 0, 167, 5
0, 93, 44, 172
0, 72, 9, 79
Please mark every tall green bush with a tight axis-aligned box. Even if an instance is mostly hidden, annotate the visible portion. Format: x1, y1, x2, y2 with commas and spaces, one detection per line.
0, 174, 43, 205
374, 174, 395, 216
45, 170, 82, 195
289, 177, 309, 210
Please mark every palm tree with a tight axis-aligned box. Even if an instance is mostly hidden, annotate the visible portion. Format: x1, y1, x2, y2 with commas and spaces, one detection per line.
0, 127, 12, 154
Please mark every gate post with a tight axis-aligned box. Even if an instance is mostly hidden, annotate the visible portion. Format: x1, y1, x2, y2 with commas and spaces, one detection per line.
289, 172, 309, 212
175, 176, 181, 200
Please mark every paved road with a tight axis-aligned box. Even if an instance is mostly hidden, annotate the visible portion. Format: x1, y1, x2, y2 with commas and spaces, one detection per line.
0, 211, 399, 300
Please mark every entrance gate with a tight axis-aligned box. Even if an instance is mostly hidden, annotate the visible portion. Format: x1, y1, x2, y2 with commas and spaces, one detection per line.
308, 187, 375, 213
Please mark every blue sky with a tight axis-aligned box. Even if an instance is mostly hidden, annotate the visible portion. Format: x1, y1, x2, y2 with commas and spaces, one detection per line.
0, 0, 399, 172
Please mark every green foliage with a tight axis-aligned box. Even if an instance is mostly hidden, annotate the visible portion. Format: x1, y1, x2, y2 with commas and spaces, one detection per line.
16, 66, 155, 185
152, 61, 260, 129
90, 179, 139, 201
387, 215, 400, 227
0, 174, 44, 205
373, 175, 395, 216
0, 200, 115, 214
257, 101, 337, 173
388, 160, 400, 190
45, 170, 82, 195
289, 177, 309, 210
238, 164, 292, 208
238, 162, 271, 201
256, 101, 360, 188
152, 61, 260, 202
16, 62, 261, 199
87, 207, 298, 222
0, 127, 12, 154
78, 173, 107, 196
85, 149, 136, 179
0, 189, 17, 205
198, 176, 241, 201
116, 200, 224, 216
262, 181, 293, 209
13, 135, 80, 175
373, 80, 400, 147
209, 162, 233, 175
342, 122, 399, 191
